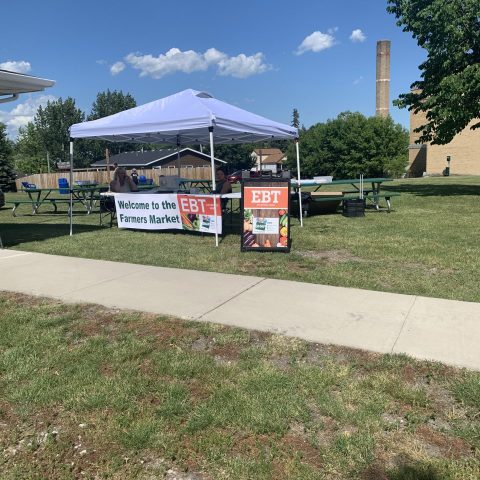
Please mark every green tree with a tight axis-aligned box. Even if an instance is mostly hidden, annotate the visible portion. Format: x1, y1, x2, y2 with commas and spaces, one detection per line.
387, 0, 480, 144
34, 97, 85, 165
286, 112, 409, 178
84, 90, 138, 163
292, 108, 300, 128
88, 89, 136, 119
0, 123, 15, 190
13, 123, 47, 174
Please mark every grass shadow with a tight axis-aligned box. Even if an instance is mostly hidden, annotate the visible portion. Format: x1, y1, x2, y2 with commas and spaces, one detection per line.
385, 183, 480, 197
0, 222, 104, 247
386, 463, 446, 480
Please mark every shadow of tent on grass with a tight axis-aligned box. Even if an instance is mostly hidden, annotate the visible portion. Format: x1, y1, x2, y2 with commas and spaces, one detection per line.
385, 183, 480, 197
0, 223, 104, 247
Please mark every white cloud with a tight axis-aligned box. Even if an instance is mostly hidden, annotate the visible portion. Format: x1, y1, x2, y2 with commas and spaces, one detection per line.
217, 53, 270, 78
0, 95, 56, 139
122, 47, 270, 79
353, 76, 364, 85
0, 60, 31, 74
110, 61, 125, 76
296, 31, 336, 55
350, 29, 366, 43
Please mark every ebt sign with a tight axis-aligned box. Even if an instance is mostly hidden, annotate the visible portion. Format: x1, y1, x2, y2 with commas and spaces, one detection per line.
177, 194, 221, 216
243, 186, 289, 209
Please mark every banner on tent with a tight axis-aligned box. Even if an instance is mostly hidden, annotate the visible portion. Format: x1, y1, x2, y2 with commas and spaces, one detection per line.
114, 193, 222, 234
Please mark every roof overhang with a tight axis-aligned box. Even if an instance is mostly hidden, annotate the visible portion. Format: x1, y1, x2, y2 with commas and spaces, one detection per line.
0, 69, 55, 104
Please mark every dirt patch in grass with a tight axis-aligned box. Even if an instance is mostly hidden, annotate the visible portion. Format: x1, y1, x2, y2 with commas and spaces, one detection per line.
416, 425, 474, 459
0, 291, 58, 309
69, 307, 123, 339
210, 343, 242, 362
404, 262, 457, 276
286, 262, 313, 274
1, 408, 124, 479
282, 432, 323, 469
186, 379, 212, 402
362, 464, 389, 480
294, 249, 365, 263
127, 316, 198, 343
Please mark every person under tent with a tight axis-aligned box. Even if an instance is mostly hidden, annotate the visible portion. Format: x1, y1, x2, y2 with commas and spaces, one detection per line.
109, 167, 138, 193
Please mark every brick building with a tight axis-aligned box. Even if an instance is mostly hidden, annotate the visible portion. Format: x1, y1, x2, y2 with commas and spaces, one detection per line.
408, 107, 480, 177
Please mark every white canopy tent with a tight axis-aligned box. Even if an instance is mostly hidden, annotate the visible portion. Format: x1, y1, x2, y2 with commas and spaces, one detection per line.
69, 89, 303, 245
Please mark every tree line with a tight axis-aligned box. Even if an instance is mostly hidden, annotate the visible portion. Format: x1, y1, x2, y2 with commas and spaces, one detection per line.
12, 90, 137, 177
0, 90, 409, 192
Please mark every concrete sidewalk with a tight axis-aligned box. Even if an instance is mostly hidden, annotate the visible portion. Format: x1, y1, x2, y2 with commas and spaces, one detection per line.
1, 249, 479, 370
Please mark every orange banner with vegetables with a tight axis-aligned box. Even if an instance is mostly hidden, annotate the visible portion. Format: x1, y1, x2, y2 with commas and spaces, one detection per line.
241, 181, 290, 252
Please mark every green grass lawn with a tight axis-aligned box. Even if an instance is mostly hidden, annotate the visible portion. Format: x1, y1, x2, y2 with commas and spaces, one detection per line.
0, 293, 479, 479
1, 176, 479, 302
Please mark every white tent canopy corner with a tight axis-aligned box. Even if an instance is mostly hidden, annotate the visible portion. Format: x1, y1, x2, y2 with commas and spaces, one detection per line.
69, 89, 303, 244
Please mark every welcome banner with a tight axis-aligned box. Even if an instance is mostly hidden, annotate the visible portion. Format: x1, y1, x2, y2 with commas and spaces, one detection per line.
114, 193, 222, 234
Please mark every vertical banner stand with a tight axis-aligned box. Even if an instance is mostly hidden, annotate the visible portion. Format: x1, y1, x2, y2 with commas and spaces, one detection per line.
241, 176, 291, 253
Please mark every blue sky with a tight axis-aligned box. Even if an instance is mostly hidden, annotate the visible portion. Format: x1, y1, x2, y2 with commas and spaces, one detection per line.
0, 0, 425, 139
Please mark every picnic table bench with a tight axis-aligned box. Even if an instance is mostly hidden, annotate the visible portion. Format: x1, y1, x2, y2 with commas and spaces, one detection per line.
6, 198, 85, 216
295, 192, 401, 215
11, 185, 109, 216
291, 178, 400, 215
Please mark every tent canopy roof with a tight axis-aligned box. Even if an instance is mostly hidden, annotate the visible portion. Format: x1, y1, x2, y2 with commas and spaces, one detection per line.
70, 89, 298, 145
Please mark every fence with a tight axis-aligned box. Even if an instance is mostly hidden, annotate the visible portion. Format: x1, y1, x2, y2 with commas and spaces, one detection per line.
16, 166, 213, 190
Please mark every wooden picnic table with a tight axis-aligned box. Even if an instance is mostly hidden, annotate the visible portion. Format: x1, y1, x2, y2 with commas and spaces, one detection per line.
184, 179, 213, 193
15, 185, 108, 216
291, 177, 399, 213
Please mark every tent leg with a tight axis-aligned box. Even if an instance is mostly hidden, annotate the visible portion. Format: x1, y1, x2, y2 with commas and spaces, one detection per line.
209, 127, 218, 247
295, 139, 303, 227
176, 137, 181, 177
69, 140, 74, 236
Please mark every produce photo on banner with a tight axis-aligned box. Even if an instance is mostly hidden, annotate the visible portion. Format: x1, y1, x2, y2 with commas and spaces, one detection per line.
178, 194, 222, 234
241, 180, 291, 252
114, 193, 222, 234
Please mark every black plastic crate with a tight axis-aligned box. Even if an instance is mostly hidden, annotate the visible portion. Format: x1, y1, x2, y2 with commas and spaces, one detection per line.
342, 198, 366, 217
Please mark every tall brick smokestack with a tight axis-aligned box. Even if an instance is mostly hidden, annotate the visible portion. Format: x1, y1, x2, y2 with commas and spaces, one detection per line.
376, 40, 390, 117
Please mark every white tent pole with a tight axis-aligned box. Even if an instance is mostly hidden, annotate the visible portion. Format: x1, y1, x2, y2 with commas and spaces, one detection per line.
69, 140, 74, 236
106, 148, 111, 183
295, 138, 303, 227
209, 127, 218, 247
176, 135, 181, 177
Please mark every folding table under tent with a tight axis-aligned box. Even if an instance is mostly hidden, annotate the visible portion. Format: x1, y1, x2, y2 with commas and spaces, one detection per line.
69, 88, 301, 246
